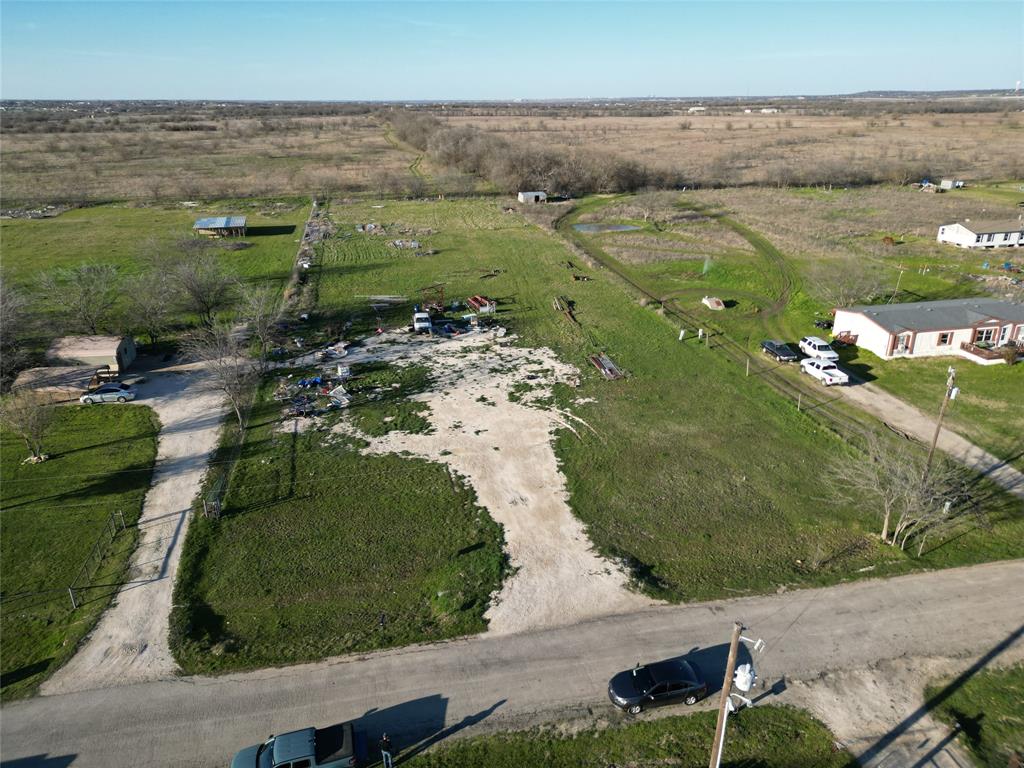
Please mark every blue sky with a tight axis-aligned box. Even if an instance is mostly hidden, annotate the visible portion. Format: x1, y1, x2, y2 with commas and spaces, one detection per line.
2, 1, 1021, 99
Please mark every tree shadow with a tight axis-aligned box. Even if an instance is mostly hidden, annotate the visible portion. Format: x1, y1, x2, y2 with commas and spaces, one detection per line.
858, 622, 1024, 764
0, 658, 54, 690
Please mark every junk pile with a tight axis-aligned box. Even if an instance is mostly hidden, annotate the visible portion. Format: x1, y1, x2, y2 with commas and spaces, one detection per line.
355, 223, 385, 234
588, 352, 624, 380
273, 365, 354, 418
389, 239, 420, 249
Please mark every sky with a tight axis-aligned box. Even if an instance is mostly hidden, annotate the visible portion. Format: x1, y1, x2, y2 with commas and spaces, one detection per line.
1, 1, 1022, 100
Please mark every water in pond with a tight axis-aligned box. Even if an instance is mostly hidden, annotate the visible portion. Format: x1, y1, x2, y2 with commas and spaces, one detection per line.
573, 223, 641, 233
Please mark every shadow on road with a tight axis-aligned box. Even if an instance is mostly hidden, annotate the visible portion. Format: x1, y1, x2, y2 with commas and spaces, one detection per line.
0, 754, 77, 768
353, 694, 505, 764
858, 621, 1024, 765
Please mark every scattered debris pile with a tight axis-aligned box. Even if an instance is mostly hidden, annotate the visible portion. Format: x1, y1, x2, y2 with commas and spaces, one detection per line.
702, 296, 726, 311
553, 296, 579, 325
355, 223, 385, 234
588, 352, 625, 380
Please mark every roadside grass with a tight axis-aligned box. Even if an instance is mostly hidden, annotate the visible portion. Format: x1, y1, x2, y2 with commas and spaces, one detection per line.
841, 348, 1024, 474
926, 664, 1024, 767
402, 706, 855, 768
170, 367, 506, 674
0, 405, 159, 699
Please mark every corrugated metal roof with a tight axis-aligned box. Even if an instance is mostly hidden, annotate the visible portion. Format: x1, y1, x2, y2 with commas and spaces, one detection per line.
193, 216, 246, 229
844, 298, 1024, 333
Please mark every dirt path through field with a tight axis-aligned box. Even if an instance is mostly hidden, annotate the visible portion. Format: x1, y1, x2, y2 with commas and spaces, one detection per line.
337, 330, 655, 635
41, 368, 226, 695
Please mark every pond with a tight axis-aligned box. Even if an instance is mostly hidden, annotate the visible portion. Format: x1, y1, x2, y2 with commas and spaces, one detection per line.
573, 223, 641, 233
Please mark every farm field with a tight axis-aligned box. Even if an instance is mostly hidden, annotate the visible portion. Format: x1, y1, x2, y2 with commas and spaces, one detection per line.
445, 110, 1024, 187
0, 405, 159, 699
0, 110, 432, 204
0, 198, 309, 360
926, 664, 1024, 768
400, 706, 855, 768
170, 367, 506, 674
560, 188, 1024, 473
305, 198, 1022, 602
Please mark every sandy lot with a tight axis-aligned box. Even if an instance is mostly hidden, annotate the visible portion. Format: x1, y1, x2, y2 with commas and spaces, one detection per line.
336, 329, 656, 635
41, 369, 226, 695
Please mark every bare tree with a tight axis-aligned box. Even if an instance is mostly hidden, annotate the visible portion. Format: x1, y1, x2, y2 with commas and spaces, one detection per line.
830, 432, 987, 552
0, 389, 56, 461
180, 324, 255, 427
121, 273, 174, 346
39, 263, 120, 334
1, 280, 29, 384
172, 252, 236, 327
238, 283, 279, 372
808, 260, 887, 310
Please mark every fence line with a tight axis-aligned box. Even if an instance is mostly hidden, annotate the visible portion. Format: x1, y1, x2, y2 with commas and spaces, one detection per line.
558, 217, 876, 444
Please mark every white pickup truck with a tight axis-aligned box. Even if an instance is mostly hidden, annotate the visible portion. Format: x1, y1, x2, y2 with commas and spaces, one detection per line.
800, 358, 850, 386
798, 336, 839, 362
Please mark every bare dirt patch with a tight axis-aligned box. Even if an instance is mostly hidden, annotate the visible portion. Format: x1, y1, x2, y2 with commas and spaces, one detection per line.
333, 329, 656, 635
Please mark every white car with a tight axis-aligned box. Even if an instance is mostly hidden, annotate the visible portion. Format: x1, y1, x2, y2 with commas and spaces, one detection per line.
799, 336, 839, 361
800, 359, 849, 386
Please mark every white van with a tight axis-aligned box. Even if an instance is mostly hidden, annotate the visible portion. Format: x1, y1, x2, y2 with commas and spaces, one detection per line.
413, 312, 433, 333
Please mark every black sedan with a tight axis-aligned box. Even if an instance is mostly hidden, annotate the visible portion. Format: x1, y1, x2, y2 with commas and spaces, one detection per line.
760, 339, 798, 363
608, 659, 707, 714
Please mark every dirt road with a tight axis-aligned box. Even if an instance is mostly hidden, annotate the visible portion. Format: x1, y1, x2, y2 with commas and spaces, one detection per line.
6, 560, 1021, 768
839, 380, 1024, 500
41, 369, 226, 695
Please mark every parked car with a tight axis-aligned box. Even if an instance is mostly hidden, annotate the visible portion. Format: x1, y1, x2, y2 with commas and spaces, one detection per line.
608, 659, 707, 715
231, 723, 367, 768
800, 358, 850, 386
798, 336, 839, 361
80, 383, 135, 404
412, 312, 432, 333
760, 339, 798, 363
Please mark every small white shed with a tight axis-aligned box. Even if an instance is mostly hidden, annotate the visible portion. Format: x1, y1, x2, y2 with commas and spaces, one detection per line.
517, 191, 547, 204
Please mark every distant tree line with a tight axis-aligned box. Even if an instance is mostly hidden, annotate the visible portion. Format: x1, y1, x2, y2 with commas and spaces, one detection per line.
389, 110, 686, 197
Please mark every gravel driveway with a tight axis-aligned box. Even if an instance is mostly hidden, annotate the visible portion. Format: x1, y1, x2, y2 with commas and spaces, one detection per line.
41, 368, 226, 695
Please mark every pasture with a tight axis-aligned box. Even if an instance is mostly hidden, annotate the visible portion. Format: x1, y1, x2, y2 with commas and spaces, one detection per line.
0, 405, 158, 699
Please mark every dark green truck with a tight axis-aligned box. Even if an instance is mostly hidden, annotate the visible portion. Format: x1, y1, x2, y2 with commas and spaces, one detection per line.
231, 723, 367, 768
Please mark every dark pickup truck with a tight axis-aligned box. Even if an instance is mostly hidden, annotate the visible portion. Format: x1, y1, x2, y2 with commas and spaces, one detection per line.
760, 339, 798, 363
231, 723, 367, 768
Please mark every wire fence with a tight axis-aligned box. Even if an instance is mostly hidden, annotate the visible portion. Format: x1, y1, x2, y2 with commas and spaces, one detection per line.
0, 510, 129, 614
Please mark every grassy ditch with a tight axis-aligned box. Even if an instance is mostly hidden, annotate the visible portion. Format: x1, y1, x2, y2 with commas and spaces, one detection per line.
0, 405, 159, 699
926, 664, 1024, 767
400, 707, 855, 768
170, 366, 505, 673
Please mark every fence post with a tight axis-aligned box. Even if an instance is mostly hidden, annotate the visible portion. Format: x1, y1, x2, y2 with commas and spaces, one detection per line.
117, 510, 126, 530
797, 392, 802, 412
746, 358, 750, 377
68, 586, 78, 610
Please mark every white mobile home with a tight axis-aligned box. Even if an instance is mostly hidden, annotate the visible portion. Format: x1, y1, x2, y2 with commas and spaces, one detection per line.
517, 191, 547, 204
936, 220, 1023, 249
833, 299, 1024, 365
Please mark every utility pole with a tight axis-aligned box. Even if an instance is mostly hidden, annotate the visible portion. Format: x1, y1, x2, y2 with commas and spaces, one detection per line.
708, 622, 743, 768
924, 366, 957, 477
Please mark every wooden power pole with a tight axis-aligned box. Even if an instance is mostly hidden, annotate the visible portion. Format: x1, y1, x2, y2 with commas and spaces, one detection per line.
708, 622, 744, 768
924, 367, 956, 477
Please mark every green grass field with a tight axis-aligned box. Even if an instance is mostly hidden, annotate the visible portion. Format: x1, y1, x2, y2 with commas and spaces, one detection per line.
295, 197, 1023, 605
926, 664, 1024, 767
0, 405, 159, 699
401, 707, 855, 768
170, 367, 506, 674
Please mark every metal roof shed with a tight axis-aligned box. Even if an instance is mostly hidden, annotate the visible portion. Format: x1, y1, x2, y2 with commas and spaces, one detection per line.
193, 216, 247, 237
